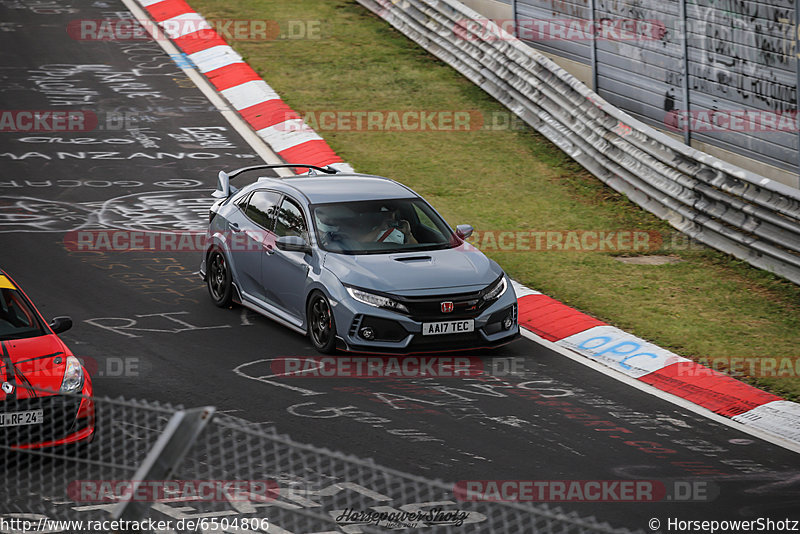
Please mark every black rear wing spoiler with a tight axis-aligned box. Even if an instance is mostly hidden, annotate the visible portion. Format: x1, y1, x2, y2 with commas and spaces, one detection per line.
213, 164, 339, 198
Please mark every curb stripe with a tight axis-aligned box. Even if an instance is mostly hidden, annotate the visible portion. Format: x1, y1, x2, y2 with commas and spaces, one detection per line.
278, 141, 342, 168
241, 101, 299, 131
205, 63, 262, 91
517, 294, 604, 342
221, 80, 281, 110
144, 0, 193, 21
257, 120, 324, 152
329, 162, 356, 173
159, 13, 212, 39
510, 280, 540, 298
173, 31, 228, 55
188, 45, 244, 73
733, 401, 800, 443
638, 362, 781, 418
557, 325, 690, 379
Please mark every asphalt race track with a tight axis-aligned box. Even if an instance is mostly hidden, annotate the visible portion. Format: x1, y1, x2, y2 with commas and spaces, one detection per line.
1, 1, 799, 533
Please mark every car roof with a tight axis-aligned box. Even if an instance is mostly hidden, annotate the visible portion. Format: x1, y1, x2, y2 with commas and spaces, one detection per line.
248, 174, 418, 204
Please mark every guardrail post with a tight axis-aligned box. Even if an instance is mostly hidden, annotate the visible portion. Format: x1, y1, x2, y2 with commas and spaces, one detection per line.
679, 0, 691, 146
511, 0, 517, 40
795, 0, 800, 177
110, 406, 216, 526
589, 0, 597, 91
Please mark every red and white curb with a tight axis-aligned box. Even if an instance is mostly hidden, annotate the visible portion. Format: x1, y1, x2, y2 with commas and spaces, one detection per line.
137, 0, 352, 174
134, 0, 800, 452
512, 282, 800, 449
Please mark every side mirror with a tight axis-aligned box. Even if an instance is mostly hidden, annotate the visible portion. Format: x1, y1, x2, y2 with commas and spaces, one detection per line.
49, 316, 73, 334
276, 235, 311, 254
456, 224, 474, 240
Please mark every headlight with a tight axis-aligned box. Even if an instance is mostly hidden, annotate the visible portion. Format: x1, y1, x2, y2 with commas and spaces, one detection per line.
346, 287, 409, 314
59, 355, 84, 393
481, 276, 508, 303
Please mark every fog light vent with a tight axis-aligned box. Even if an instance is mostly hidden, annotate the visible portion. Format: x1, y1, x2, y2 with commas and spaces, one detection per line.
360, 327, 375, 340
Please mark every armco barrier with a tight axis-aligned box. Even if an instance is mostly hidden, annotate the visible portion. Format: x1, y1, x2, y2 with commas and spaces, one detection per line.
356, 0, 800, 285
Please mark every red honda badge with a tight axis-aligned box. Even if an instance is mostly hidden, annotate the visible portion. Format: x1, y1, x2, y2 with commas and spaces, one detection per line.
441, 301, 454, 313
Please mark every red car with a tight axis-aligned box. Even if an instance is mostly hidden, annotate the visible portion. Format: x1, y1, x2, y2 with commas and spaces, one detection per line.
0, 269, 94, 449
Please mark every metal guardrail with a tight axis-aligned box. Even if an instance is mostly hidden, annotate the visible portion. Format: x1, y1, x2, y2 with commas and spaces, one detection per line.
357, 0, 800, 285
2, 389, 639, 533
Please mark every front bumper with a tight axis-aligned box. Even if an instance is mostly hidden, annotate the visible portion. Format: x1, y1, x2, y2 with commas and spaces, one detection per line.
333, 283, 520, 354
3, 371, 95, 449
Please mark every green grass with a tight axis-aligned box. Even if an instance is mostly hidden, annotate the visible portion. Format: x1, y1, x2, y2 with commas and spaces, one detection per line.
191, 0, 800, 400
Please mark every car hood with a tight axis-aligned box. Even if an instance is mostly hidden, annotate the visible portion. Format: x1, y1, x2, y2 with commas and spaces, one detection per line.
0, 335, 68, 401
323, 244, 502, 294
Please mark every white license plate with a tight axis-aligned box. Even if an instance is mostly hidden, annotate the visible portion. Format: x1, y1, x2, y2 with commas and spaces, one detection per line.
422, 320, 474, 336
0, 409, 44, 427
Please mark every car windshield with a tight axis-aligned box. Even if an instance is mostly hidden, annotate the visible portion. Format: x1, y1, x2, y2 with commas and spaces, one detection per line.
311, 198, 458, 254
0, 286, 46, 341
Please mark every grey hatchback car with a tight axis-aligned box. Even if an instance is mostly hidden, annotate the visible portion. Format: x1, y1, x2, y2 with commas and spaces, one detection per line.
200, 164, 519, 354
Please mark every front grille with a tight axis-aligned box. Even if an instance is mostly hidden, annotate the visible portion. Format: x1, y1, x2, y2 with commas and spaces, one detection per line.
392, 276, 505, 321
396, 290, 486, 321
1, 394, 82, 446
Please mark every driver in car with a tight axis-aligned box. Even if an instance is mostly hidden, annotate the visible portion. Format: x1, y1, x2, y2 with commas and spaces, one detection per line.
362, 207, 418, 245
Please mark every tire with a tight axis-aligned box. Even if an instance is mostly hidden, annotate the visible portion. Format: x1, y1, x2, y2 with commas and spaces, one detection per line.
307, 291, 337, 354
206, 249, 233, 307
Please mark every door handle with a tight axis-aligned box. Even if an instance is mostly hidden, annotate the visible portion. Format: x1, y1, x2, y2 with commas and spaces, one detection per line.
264, 244, 275, 255
229, 222, 241, 232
